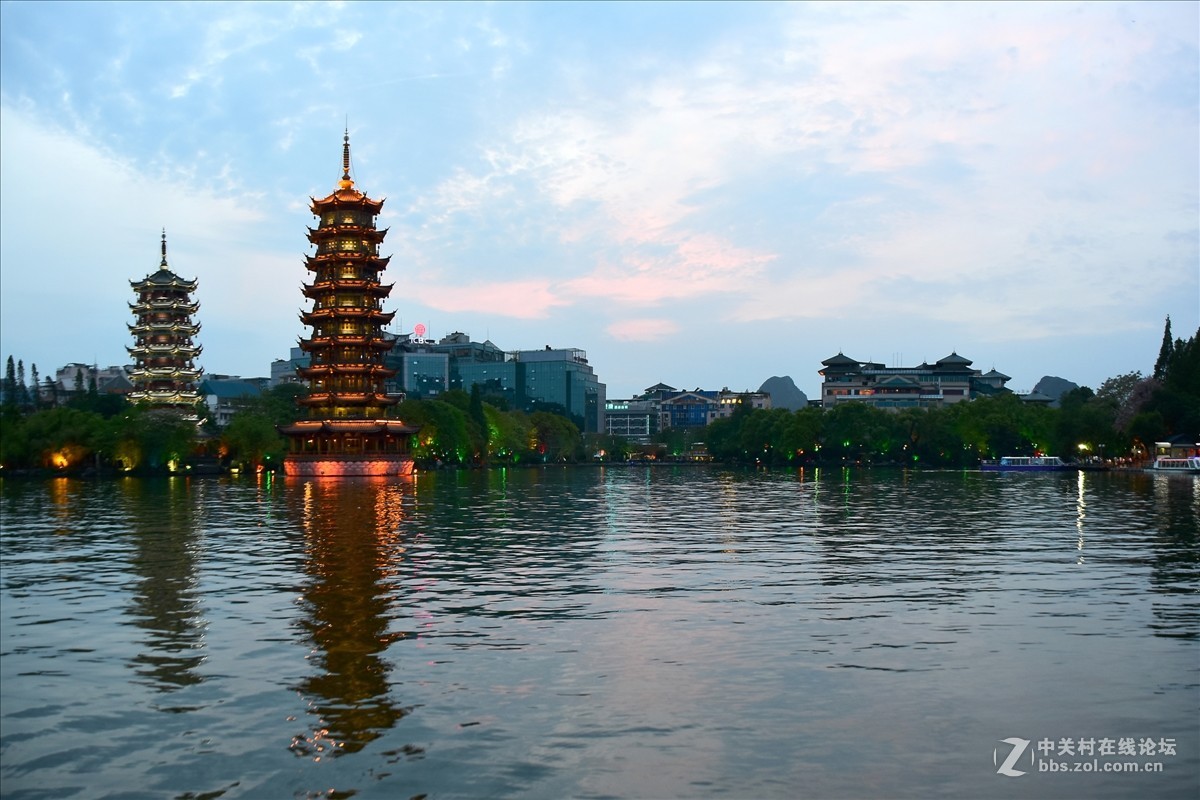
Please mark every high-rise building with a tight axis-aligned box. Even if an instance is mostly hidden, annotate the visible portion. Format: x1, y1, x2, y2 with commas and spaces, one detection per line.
280, 133, 418, 477
452, 346, 605, 433
127, 232, 203, 410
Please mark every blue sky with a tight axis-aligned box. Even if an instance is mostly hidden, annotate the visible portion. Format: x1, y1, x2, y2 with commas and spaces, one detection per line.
1, 1, 1196, 399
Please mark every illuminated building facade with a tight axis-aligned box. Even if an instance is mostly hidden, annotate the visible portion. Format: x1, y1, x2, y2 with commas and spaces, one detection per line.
127, 232, 203, 410
280, 133, 418, 477
604, 384, 769, 440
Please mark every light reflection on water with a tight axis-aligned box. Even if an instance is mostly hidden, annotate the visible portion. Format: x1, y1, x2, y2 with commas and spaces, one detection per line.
1, 467, 1197, 799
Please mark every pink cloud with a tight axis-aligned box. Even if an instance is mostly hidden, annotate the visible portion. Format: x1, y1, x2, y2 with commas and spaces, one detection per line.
605, 318, 680, 342
565, 231, 774, 306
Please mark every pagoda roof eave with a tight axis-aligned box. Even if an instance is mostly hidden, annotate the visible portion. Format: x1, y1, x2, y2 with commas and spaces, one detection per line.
310, 191, 385, 212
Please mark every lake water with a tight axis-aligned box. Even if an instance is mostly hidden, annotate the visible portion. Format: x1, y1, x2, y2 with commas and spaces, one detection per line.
1, 467, 1196, 799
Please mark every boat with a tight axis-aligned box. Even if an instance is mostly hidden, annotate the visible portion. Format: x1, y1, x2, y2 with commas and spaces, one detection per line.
981, 455, 1072, 472
1147, 456, 1200, 474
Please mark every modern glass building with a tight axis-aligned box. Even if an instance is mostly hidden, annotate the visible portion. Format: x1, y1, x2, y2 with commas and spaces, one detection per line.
397, 352, 449, 398
515, 348, 605, 433
451, 347, 605, 433
274, 335, 606, 432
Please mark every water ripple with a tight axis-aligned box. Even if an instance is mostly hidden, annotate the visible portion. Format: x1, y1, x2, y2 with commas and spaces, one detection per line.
1, 468, 1196, 799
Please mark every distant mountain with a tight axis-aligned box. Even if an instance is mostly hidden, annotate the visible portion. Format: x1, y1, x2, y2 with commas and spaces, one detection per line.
759, 376, 809, 410
1032, 376, 1079, 403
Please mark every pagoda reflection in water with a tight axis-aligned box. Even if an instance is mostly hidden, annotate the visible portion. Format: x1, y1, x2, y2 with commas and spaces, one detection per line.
289, 477, 417, 760
280, 132, 418, 477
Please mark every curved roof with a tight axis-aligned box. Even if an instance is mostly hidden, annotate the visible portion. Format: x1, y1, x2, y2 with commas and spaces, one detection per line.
936, 351, 973, 367
821, 352, 860, 367
131, 267, 197, 288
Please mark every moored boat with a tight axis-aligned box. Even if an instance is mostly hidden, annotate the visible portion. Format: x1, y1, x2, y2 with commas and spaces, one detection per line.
1147, 456, 1200, 474
981, 455, 1072, 472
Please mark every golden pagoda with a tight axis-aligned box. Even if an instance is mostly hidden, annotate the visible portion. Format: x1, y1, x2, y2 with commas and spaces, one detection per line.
127, 231, 203, 410
280, 131, 418, 477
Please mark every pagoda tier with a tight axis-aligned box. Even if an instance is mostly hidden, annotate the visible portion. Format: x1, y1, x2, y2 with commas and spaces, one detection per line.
302, 280, 394, 299
128, 322, 201, 336
299, 307, 396, 325
282, 131, 417, 477
128, 232, 203, 410
128, 300, 201, 314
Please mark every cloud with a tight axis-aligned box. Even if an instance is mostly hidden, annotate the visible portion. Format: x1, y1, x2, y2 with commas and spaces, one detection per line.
413, 278, 568, 319
0, 106, 292, 374
1, 0, 1194, 398
605, 318, 680, 342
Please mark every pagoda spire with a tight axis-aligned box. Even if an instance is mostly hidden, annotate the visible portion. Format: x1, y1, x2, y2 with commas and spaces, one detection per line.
339, 127, 354, 190
160, 229, 169, 268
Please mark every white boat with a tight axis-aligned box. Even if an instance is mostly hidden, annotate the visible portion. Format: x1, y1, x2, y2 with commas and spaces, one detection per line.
981, 455, 1072, 472
1148, 456, 1200, 474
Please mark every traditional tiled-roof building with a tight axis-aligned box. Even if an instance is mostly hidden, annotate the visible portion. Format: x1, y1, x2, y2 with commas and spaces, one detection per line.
818, 352, 1010, 409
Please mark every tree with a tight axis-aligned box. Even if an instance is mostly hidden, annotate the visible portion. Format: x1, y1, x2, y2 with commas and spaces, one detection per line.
485, 404, 530, 462
3, 356, 17, 411
822, 402, 895, 464
1144, 325, 1200, 435
16, 360, 29, 409
1053, 386, 1123, 460
529, 411, 581, 461
29, 364, 40, 409
468, 383, 488, 460
103, 406, 198, 472
1153, 315, 1173, 380
704, 416, 739, 460
901, 406, 964, 466
222, 412, 285, 469
782, 407, 825, 463
42, 376, 58, 409
1096, 371, 1142, 418
584, 432, 631, 461
0, 412, 29, 466
18, 407, 106, 470
397, 398, 472, 463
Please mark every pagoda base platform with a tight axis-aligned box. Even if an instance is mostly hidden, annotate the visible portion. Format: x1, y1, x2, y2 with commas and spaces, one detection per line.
283, 453, 415, 478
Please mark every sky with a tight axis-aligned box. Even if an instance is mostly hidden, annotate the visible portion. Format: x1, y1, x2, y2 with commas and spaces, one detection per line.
1, 1, 1197, 400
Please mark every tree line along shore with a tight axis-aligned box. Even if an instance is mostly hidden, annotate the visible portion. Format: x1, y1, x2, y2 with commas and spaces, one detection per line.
2, 323, 1196, 476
